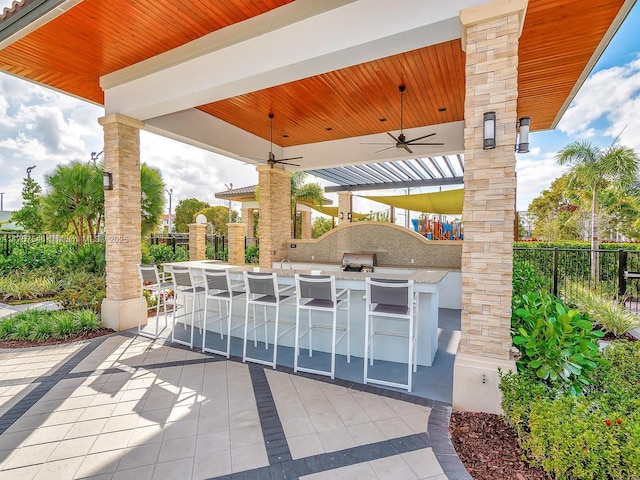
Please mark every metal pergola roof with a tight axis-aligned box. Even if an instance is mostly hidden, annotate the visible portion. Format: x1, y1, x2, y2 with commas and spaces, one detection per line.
309, 155, 464, 192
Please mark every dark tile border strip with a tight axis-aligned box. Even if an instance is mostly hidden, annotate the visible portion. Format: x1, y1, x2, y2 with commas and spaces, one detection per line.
428, 402, 473, 480
208, 432, 430, 480
248, 364, 292, 465
0, 334, 110, 435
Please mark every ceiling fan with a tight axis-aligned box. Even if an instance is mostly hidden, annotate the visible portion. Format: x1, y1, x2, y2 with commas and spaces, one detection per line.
255, 113, 302, 168
364, 85, 444, 154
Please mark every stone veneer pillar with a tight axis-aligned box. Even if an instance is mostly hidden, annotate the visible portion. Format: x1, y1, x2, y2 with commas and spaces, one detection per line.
188, 223, 206, 261
337, 191, 352, 225
300, 211, 312, 239
453, 0, 526, 414
242, 207, 255, 237
98, 113, 144, 332
257, 165, 292, 268
227, 223, 246, 266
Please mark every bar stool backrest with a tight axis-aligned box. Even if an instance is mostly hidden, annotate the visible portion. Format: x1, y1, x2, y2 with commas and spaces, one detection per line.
138, 264, 160, 285
296, 275, 334, 301
171, 266, 194, 290
368, 278, 412, 307
245, 272, 277, 297
203, 269, 231, 293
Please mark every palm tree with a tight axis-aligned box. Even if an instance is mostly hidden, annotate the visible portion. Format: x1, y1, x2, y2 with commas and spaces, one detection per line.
556, 140, 640, 280
291, 172, 324, 238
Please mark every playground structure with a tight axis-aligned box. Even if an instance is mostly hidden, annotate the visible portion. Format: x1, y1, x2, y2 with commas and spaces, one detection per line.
412, 215, 463, 240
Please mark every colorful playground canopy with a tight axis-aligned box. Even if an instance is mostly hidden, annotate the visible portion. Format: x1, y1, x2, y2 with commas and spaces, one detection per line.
360, 188, 463, 215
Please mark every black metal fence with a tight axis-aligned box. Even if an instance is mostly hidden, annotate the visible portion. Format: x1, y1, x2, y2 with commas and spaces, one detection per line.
514, 247, 640, 313
146, 234, 259, 260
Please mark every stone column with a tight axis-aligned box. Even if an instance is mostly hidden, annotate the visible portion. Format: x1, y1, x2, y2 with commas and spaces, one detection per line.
337, 191, 352, 225
98, 113, 144, 331
453, 0, 526, 414
242, 207, 255, 237
228, 223, 246, 266
188, 223, 206, 261
301, 211, 312, 239
257, 166, 292, 268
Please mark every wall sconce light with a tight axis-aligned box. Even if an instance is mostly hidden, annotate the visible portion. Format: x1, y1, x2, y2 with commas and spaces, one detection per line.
347, 212, 352, 220
339, 212, 344, 220
516, 116, 531, 153
103, 171, 113, 190
483, 111, 496, 150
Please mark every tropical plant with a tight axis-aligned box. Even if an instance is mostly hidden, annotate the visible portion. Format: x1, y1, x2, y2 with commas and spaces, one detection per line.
562, 282, 640, 336
141, 164, 166, 237
197, 205, 239, 236
59, 242, 106, 275
291, 172, 324, 239
511, 290, 606, 395
41, 160, 104, 245
311, 216, 333, 238
556, 140, 640, 279
11, 175, 45, 232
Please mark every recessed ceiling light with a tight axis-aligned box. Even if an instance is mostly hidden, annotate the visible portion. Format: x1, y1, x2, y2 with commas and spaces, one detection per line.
438, 107, 447, 112
379, 118, 387, 122
325, 127, 333, 131
283, 134, 289, 138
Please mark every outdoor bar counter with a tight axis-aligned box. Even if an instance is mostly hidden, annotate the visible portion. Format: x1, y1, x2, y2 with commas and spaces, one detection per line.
163, 260, 447, 367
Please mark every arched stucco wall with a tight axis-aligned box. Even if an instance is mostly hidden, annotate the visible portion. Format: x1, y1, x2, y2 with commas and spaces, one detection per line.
284, 221, 461, 269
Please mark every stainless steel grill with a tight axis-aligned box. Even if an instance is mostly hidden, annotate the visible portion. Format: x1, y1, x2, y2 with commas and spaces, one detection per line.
341, 252, 376, 273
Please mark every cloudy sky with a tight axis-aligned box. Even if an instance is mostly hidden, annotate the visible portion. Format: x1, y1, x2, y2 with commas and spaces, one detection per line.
0, 2, 639, 219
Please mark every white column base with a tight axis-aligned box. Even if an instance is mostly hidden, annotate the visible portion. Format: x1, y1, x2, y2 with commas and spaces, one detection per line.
453, 350, 516, 414
101, 297, 142, 331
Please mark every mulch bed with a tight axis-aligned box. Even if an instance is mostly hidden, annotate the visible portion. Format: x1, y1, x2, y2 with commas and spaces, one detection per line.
0, 328, 115, 349
450, 410, 550, 480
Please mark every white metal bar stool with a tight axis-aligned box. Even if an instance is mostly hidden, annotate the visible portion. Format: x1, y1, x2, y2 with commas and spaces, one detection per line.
169, 266, 206, 349
202, 268, 245, 358
294, 274, 350, 379
136, 264, 173, 339
242, 271, 295, 368
364, 277, 419, 392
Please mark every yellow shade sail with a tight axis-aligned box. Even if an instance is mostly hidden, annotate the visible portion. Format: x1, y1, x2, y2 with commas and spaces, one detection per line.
360, 188, 463, 215
299, 201, 369, 219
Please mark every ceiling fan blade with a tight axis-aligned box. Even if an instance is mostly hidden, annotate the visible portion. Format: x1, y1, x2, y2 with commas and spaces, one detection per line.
386, 132, 400, 143
277, 161, 300, 167
403, 145, 414, 154
360, 142, 395, 145
407, 142, 445, 146
406, 132, 437, 143
375, 145, 397, 154
278, 156, 303, 162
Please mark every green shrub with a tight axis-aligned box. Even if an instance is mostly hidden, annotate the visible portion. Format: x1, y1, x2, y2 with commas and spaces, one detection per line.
501, 342, 640, 480
58, 242, 106, 275
511, 290, 606, 395
245, 245, 259, 264
28, 318, 54, 342
216, 248, 228, 261
0, 243, 75, 274
0, 316, 19, 339
73, 309, 103, 332
146, 243, 189, 264
0, 269, 60, 301
57, 273, 106, 312
52, 312, 78, 339
563, 283, 640, 336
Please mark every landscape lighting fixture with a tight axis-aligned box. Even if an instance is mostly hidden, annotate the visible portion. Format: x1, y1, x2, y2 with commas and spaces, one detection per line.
516, 116, 531, 153
103, 171, 113, 190
339, 212, 344, 220
483, 111, 496, 150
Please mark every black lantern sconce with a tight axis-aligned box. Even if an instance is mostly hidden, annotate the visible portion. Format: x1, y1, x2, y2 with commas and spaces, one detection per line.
347, 212, 352, 220
103, 171, 113, 190
483, 111, 496, 150
516, 116, 531, 153
339, 212, 344, 220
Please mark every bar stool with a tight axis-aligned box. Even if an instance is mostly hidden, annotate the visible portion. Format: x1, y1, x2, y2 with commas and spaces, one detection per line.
136, 264, 173, 339
294, 274, 350, 379
243, 271, 295, 368
364, 277, 418, 392
202, 268, 245, 358
169, 266, 206, 349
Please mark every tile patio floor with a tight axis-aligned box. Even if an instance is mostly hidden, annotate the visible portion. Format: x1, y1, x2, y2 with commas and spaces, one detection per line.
0, 303, 471, 480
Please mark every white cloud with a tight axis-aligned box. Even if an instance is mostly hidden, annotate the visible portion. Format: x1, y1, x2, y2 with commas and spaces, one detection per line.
559, 55, 640, 143
516, 151, 567, 211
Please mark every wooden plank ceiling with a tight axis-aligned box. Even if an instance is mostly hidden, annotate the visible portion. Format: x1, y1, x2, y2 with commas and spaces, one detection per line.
0, 0, 627, 146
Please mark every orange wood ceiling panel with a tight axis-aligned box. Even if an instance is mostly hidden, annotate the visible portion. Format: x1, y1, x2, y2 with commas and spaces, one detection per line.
197, 40, 467, 147
0, 0, 627, 141
517, 0, 626, 130
0, 0, 293, 103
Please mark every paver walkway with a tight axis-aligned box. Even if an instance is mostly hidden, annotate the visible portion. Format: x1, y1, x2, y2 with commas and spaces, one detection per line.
0, 303, 471, 480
